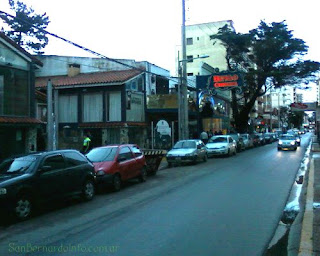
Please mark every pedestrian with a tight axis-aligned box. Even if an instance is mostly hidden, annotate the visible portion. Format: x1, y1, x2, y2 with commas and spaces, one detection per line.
82, 132, 92, 154
200, 130, 209, 144
218, 130, 223, 135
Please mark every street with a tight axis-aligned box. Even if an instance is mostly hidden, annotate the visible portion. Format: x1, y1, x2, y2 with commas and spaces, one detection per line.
0, 134, 312, 256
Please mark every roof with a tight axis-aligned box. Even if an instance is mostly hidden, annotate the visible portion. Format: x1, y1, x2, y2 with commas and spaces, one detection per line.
0, 116, 44, 125
35, 69, 143, 89
0, 32, 43, 67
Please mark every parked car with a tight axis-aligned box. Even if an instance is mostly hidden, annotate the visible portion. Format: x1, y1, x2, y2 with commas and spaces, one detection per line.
166, 139, 207, 167
228, 133, 245, 152
252, 134, 261, 147
277, 134, 297, 151
86, 144, 147, 192
206, 135, 237, 157
241, 134, 254, 149
0, 150, 96, 220
257, 133, 266, 145
264, 133, 274, 144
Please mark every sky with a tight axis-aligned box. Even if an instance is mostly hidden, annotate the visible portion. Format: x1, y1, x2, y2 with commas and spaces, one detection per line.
1, 0, 319, 100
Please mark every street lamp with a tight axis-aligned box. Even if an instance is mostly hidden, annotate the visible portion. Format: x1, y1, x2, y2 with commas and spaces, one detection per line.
178, 54, 209, 140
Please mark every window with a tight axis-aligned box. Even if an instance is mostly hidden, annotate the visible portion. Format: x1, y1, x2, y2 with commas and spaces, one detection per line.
0, 76, 3, 115
42, 155, 65, 170
109, 91, 121, 121
64, 151, 88, 167
0, 67, 29, 116
187, 73, 194, 76
118, 147, 133, 161
83, 93, 103, 122
59, 95, 78, 122
186, 38, 193, 45
130, 146, 142, 157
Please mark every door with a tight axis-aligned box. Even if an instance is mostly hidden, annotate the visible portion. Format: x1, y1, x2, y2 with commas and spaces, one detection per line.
37, 154, 67, 201
63, 151, 89, 194
117, 146, 137, 180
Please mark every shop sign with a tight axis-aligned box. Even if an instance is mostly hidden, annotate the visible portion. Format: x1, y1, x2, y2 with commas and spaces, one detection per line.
213, 74, 239, 88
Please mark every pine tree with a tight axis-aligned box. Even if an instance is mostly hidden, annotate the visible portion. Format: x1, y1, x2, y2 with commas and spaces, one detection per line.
1, 0, 50, 54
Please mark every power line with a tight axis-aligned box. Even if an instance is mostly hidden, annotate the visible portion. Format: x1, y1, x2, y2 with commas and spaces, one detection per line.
0, 10, 199, 88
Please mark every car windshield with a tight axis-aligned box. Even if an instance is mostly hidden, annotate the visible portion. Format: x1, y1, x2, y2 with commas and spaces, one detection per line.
0, 156, 38, 174
173, 141, 196, 149
208, 137, 227, 143
86, 147, 118, 162
280, 135, 295, 140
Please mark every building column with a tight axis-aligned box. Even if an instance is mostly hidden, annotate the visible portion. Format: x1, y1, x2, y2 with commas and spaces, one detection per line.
26, 127, 37, 153
120, 127, 129, 144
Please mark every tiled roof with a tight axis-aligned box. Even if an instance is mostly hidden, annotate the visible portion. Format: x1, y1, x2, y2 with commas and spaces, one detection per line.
0, 32, 43, 67
78, 122, 148, 128
0, 116, 44, 125
35, 69, 143, 88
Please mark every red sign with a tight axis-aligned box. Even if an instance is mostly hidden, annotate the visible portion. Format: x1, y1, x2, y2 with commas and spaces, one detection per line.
290, 103, 308, 110
213, 74, 239, 88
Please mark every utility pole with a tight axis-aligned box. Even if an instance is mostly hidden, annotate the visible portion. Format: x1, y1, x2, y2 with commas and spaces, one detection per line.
47, 79, 54, 151
181, 0, 188, 139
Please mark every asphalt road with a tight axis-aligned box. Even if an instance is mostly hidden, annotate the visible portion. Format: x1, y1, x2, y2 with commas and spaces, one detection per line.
0, 133, 312, 256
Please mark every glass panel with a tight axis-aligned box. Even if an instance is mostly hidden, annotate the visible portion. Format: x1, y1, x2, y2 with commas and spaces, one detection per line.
109, 91, 121, 121
59, 95, 78, 122
0, 67, 29, 116
83, 93, 103, 122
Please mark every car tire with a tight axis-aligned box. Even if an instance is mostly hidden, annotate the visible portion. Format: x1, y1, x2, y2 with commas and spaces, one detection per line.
203, 154, 208, 162
81, 179, 95, 201
139, 166, 147, 182
294, 147, 297, 151
278, 147, 281, 151
112, 174, 121, 192
14, 194, 33, 221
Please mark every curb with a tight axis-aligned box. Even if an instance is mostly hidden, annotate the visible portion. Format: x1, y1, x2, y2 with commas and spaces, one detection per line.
298, 150, 315, 255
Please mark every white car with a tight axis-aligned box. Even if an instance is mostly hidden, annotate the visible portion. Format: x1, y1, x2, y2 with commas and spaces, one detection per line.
206, 135, 237, 157
166, 140, 208, 167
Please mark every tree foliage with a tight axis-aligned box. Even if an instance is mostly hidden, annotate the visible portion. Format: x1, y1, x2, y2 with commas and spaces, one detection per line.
1, 0, 50, 54
210, 21, 320, 133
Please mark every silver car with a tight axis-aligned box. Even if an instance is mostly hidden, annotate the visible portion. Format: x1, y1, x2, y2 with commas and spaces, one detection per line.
206, 135, 237, 157
277, 134, 297, 151
166, 139, 208, 167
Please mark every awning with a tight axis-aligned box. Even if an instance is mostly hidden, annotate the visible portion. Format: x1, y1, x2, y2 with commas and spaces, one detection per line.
0, 117, 44, 126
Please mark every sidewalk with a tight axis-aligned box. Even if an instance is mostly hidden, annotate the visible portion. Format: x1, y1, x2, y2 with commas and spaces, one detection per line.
291, 136, 320, 255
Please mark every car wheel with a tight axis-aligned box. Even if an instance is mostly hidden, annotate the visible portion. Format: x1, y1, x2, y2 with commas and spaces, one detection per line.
278, 147, 281, 151
139, 166, 147, 182
294, 147, 297, 151
14, 194, 32, 220
81, 179, 95, 201
203, 154, 208, 162
112, 174, 121, 192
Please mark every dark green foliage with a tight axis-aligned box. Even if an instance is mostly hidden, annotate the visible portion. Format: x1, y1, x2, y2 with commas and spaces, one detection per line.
1, 0, 50, 54
210, 21, 320, 133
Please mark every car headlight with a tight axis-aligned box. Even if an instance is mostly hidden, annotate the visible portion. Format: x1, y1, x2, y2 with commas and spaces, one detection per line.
278, 141, 283, 145
291, 141, 296, 145
0, 188, 7, 195
96, 170, 105, 176
296, 138, 300, 142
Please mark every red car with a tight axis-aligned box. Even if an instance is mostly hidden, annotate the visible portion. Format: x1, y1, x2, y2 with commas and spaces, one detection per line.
86, 144, 147, 191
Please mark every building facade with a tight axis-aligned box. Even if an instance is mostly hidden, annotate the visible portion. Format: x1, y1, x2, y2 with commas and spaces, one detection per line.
0, 33, 43, 161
